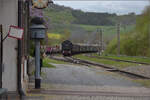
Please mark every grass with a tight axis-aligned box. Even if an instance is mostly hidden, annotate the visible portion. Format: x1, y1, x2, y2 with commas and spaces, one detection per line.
94, 54, 150, 64
43, 57, 67, 68
74, 54, 141, 69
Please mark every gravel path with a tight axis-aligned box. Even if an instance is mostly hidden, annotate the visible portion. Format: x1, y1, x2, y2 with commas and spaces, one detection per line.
42, 63, 141, 87
26, 64, 150, 100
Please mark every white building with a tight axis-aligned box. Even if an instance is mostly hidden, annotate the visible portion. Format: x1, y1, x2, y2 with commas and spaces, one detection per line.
0, 0, 29, 98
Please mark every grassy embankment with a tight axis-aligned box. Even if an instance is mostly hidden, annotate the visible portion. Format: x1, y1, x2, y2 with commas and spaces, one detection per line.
43, 57, 67, 68
93, 54, 150, 64
74, 54, 146, 69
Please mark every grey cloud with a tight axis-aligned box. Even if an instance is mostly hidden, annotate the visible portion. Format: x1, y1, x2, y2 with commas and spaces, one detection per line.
53, 1, 149, 15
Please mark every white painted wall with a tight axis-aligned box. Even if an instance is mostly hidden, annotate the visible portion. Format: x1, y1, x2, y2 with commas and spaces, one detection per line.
0, 0, 18, 91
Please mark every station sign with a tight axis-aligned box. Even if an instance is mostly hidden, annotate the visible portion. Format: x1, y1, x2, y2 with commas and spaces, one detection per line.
32, 0, 49, 9
8, 25, 24, 40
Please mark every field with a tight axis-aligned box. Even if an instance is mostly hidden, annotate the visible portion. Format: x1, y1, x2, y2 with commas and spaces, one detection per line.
48, 33, 62, 39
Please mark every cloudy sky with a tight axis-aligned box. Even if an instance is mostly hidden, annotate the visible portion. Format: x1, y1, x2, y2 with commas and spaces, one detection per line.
53, 0, 149, 15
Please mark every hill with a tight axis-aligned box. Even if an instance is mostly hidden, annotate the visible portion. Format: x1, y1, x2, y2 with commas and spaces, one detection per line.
43, 4, 136, 45
45, 4, 137, 26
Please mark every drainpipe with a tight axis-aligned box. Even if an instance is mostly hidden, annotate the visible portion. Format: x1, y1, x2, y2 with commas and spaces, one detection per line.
18, 0, 25, 99
0, 25, 3, 88
26, 0, 30, 75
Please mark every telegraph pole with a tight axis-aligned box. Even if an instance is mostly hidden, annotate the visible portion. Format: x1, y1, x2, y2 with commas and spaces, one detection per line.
97, 29, 100, 55
117, 23, 120, 56
100, 29, 103, 55
0, 25, 3, 88
97, 28, 103, 55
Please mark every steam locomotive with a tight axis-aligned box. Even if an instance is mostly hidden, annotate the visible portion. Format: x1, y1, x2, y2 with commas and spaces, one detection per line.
61, 40, 99, 56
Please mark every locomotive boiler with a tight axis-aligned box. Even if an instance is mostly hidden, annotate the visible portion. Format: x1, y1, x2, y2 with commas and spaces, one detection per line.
61, 40, 99, 56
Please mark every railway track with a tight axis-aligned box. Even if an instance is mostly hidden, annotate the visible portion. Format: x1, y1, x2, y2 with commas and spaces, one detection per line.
29, 89, 150, 97
50, 56, 150, 79
86, 55, 150, 65
72, 57, 150, 79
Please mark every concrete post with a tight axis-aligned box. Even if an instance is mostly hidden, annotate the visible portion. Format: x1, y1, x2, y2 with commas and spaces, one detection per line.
117, 23, 120, 56
97, 28, 100, 56
35, 40, 41, 89
100, 29, 103, 53
99, 29, 101, 55
0, 25, 2, 88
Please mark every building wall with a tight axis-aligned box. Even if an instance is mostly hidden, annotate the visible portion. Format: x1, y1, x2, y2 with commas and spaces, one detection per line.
0, 0, 18, 91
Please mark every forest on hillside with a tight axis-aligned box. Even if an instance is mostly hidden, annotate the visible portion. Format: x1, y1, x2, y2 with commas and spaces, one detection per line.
45, 4, 137, 26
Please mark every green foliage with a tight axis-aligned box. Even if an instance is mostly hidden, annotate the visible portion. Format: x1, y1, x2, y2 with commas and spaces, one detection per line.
105, 38, 117, 54
71, 10, 115, 25
44, 5, 76, 24
106, 6, 150, 57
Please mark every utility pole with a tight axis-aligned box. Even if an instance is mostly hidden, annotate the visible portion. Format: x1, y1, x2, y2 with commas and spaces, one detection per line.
97, 29, 100, 55
97, 28, 103, 55
117, 23, 120, 56
0, 25, 3, 88
100, 29, 103, 55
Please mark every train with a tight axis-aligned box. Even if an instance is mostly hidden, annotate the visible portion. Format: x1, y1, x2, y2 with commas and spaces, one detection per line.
61, 40, 99, 56
45, 45, 60, 55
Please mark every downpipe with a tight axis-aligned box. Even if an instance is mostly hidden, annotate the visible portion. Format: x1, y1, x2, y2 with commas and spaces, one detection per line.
18, 0, 26, 99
